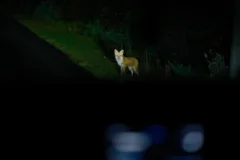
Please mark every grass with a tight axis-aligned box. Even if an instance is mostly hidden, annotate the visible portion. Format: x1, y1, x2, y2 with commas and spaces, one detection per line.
18, 19, 119, 80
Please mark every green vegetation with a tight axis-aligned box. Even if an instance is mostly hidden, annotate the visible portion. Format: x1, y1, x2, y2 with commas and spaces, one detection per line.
19, 19, 119, 80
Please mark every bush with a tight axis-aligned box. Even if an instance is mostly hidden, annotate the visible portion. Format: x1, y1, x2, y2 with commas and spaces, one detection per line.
168, 61, 196, 77
167, 50, 229, 79
33, 0, 61, 22
84, 20, 127, 43
204, 50, 228, 78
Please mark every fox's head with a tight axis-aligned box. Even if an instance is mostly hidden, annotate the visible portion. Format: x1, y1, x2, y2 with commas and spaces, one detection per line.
114, 49, 124, 64
114, 49, 124, 57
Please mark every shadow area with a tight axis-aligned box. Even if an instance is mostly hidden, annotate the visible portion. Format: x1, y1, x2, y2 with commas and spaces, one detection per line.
0, 11, 104, 84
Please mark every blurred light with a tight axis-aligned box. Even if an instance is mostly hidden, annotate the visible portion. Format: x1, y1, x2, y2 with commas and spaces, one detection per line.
106, 124, 128, 142
168, 155, 201, 160
180, 124, 204, 153
112, 132, 151, 152
143, 125, 168, 144
107, 147, 143, 160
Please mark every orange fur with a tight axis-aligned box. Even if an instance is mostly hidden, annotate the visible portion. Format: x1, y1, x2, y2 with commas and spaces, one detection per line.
114, 49, 139, 76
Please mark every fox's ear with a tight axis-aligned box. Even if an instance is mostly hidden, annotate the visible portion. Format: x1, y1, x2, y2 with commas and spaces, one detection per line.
119, 49, 124, 55
114, 49, 118, 55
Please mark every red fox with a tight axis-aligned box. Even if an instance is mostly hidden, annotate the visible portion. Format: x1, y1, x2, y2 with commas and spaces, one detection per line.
114, 49, 139, 76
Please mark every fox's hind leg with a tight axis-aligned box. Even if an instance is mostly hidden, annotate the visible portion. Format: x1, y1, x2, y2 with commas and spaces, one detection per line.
133, 66, 139, 76
128, 67, 134, 76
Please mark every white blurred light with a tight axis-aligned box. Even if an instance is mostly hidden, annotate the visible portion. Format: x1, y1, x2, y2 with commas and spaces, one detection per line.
181, 125, 204, 153
106, 124, 128, 142
112, 132, 151, 152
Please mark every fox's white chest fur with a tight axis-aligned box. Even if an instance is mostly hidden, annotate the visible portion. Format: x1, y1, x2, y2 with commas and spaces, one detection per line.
115, 56, 123, 66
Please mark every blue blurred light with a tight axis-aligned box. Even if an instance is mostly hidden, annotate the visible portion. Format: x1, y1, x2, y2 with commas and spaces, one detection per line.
143, 125, 168, 144
107, 146, 144, 160
112, 132, 151, 152
168, 155, 201, 160
180, 124, 204, 153
106, 124, 129, 142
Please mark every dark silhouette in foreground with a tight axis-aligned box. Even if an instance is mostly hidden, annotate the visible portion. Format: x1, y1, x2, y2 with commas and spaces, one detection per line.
0, 11, 101, 84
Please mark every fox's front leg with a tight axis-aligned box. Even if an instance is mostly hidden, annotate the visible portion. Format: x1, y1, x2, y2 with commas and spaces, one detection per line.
120, 66, 126, 76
